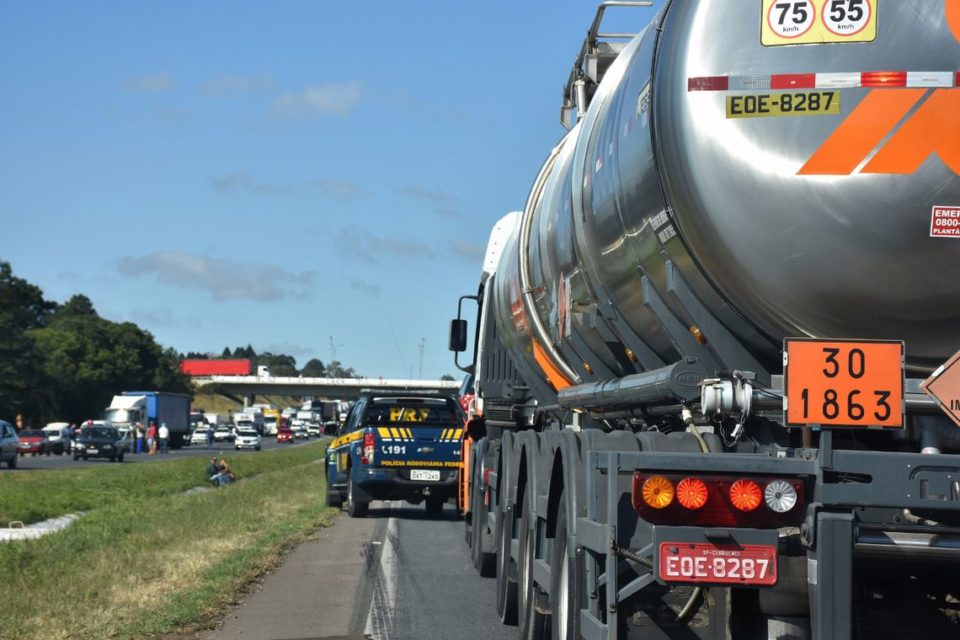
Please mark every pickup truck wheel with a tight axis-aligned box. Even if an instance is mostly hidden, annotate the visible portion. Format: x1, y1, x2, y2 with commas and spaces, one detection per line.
347, 473, 368, 518
7, 456, 16, 469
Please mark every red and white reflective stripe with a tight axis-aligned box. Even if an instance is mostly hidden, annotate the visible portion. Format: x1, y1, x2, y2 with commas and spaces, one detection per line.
688, 71, 960, 91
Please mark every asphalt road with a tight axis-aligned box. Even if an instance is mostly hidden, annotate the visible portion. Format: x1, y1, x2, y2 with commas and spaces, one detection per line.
0, 436, 318, 471
210, 500, 517, 640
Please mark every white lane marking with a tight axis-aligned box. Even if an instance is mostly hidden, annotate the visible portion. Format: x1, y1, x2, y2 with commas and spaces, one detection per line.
364, 502, 399, 640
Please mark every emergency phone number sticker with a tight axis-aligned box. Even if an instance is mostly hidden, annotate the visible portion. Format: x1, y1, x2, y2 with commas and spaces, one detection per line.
784, 339, 904, 429
761, 0, 877, 46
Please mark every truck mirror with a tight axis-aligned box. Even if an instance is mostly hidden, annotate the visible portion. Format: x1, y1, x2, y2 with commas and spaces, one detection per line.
449, 319, 468, 352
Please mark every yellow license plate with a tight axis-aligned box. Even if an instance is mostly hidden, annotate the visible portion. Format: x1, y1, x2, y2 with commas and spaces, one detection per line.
726, 91, 841, 119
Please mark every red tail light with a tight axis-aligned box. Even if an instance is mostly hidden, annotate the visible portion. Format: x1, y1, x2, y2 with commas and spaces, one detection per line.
361, 432, 375, 465
632, 473, 805, 528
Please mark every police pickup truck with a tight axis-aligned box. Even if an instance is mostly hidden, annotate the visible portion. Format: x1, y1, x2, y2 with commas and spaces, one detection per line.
325, 394, 464, 517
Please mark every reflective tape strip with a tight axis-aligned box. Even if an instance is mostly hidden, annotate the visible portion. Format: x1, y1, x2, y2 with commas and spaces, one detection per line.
688, 71, 959, 91
454, 428, 463, 440
378, 427, 392, 441
390, 428, 401, 440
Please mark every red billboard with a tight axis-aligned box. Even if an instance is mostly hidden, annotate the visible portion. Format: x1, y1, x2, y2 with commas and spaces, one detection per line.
179, 359, 251, 376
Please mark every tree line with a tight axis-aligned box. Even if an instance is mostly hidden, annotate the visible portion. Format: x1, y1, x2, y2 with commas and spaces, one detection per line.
0, 261, 191, 426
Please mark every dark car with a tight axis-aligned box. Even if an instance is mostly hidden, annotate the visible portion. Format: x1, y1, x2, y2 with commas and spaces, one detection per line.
17, 430, 49, 456
326, 394, 464, 517
73, 426, 129, 462
0, 420, 18, 468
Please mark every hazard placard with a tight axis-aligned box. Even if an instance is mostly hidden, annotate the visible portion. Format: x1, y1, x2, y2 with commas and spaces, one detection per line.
762, 0, 878, 47
784, 339, 904, 429
920, 350, 960, 428
931, 206, 960, 238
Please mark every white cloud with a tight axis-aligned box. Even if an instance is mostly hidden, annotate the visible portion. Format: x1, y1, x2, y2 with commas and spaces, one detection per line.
116, 252, 316, 301
336, 227, 436, 264
312, 178, 372, 200
451, 242, 485, 262
124, 72, 173, 93
275, 81, 362, 117
205, 74, 274, 94
212, 171, 289, 194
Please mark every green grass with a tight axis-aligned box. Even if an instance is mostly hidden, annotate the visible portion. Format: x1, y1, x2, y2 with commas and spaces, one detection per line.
0, 441, 336, 640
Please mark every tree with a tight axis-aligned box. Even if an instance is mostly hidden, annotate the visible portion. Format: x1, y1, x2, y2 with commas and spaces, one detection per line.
301, 358, 326, 377
257, 352, 298, 377
326, 360, 358, 378
0, 261, 55, 422
55, 294, 98, 319
440, 374, 456, 381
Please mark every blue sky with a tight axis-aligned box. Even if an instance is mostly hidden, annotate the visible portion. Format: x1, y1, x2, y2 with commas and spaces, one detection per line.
0, 0, 663, 380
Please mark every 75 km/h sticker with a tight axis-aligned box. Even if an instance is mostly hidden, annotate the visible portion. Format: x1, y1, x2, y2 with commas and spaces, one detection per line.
727, 91, 840, 119
762, 0, 878, 46
784, 339, 904, 429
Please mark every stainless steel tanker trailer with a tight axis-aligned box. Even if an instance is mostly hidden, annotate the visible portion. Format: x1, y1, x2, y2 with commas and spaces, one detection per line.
450, 1, 960, 638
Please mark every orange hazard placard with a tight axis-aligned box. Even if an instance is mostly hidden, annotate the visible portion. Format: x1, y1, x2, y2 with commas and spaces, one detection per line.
784, 339, 904, 428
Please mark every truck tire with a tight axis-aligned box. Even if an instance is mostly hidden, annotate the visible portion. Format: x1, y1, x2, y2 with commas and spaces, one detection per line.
471, 473, 496, 577
7, 456, 16, 469
426, 497, 444, 514
497, 504, 519, 625
73, 453, 79, 461
117, 452, 124, 463
550, 492, 578, 640
518, 486, 549, 640
347, 473, 368, 518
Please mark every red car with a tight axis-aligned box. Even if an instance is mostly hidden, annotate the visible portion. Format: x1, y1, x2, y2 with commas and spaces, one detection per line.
277, 426, 294, 443
17, 430, 49, 456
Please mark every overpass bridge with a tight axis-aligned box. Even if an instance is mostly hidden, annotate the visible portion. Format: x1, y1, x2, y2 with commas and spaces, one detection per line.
193, 375, 460, 401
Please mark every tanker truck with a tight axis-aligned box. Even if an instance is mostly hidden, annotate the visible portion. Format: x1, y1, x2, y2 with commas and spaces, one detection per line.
450, 2, 960, 638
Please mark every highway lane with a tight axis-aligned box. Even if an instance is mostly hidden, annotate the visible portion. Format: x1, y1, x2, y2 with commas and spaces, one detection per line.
0, 436, 319, 472
211, 500, 517, 640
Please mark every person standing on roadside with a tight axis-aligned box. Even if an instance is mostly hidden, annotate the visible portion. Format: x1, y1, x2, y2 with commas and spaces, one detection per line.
147, 421, 157, 455
158, 422, 169, 454
14, 413, 25, 433
134, 423, 144, 454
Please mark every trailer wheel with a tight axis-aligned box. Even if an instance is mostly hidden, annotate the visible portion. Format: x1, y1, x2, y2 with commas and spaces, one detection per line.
550, 493, 578, 640
471, 468, 495, 577
497, 502, 519, 625
518, 487, 549, 639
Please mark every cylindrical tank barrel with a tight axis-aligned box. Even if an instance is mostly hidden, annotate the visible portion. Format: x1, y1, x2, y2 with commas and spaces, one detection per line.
491, 0, 960, 402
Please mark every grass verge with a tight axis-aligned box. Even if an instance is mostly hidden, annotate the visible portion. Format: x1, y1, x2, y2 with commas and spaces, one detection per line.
0, 441, 335, 640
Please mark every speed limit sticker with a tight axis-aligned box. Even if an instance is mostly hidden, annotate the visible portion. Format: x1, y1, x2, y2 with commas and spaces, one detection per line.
762, 0, 878, 46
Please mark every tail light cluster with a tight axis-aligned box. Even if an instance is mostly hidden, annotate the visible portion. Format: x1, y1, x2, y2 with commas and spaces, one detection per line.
631, 473, 805, 528
361, 432, 376, 465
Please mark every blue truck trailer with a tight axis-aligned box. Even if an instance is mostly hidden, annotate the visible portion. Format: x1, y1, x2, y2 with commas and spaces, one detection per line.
103, 391, 191, 448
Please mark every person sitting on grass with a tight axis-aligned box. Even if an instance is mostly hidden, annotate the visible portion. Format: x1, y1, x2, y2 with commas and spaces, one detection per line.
210, 456, 235, 487
206, 456, 220, 484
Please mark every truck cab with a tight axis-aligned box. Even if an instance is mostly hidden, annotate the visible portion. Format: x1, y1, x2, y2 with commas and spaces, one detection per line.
325, 394, 464, 517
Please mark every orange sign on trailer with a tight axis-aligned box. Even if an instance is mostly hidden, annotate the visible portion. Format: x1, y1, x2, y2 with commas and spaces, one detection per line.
784, 339, 904, 428
920, 349, 960, 429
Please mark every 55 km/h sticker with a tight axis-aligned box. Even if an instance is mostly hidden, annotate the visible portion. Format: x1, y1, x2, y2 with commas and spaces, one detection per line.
762, 0, 878, 46
784, 339, 904, 429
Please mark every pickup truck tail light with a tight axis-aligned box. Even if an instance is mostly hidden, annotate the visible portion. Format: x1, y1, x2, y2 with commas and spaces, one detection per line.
632, 473, 805, 528
361, 432, 375, 465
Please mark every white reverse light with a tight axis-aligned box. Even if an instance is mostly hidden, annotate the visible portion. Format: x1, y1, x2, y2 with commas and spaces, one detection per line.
764, 479, 798, 513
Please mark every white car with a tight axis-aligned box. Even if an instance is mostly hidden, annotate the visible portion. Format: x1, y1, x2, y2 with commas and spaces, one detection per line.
291, 423, 309, 439
191, 427, 213, 445
234, 428, 261, 451
213, 426, 234, 442
306, 423, 321, 437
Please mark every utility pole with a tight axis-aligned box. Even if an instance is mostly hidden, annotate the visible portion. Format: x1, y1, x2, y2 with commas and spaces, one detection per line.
418, 337, 425, 379
329, 336, 343, 363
